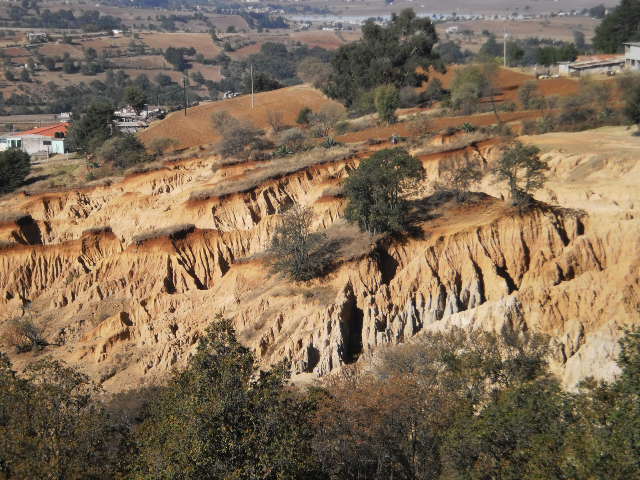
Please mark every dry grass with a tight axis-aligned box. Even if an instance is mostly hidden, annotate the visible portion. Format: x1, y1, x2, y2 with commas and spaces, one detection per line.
0, 211, 29, 224
132, 224, 195, 244
139, 84, 342, 150
190, 146, 355, 201
411, 132, 494, 157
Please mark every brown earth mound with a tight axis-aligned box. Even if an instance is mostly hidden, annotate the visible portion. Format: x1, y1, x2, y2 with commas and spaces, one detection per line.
139, 84, 342, 150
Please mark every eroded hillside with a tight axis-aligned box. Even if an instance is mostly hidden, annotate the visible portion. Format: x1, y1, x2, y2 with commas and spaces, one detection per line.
0, 127, 638, 392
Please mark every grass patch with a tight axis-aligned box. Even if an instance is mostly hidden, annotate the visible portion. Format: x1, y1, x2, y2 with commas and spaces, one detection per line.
132, 224, 195, 244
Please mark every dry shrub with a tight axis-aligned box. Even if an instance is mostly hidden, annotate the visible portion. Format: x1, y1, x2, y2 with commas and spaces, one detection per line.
267, 110, 285, 133
3, 317, 45, 352
407, 113, 432, 137
412, 131, 491, 157
190, 146, 353, 201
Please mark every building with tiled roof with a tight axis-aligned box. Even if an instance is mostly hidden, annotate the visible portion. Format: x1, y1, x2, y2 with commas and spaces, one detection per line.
1, 122, 69, 156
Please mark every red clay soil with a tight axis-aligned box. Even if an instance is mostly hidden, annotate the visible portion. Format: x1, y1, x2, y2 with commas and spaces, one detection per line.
425, 65, 581, 103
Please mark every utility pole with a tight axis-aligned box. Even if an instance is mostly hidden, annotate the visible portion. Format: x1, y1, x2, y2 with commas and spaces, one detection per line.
183, 76, 188, 116
250, 63, 254, 109
503, 31, 508, 67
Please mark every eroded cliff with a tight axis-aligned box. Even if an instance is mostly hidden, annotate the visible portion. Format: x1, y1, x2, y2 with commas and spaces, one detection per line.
0, 127, 638, 392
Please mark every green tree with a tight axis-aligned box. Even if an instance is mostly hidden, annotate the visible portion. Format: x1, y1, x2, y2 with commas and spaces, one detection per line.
314, 328, 551, 480
325, 8, 443, 106
163, 47, 188, 71
344, 148, 423, 234
623, 82, 640, 129
494, 141, 548, 207
133, 316, 319, 479
296, 106, 313, 125
562, 329, 640, 479
268, 204, 331, 281
0, 148, 30, 194
0, 355, 127, 479
450, 65, 488, 114
67, 101, 114, 154
124, 85, 147, 114
442, 378, 573, 480
374, 84, 400, 124
593, 0, 640, 52
97, 134, 147, 169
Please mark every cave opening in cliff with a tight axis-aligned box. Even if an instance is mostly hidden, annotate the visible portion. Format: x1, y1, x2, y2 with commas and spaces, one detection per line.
343, 303, 364, 364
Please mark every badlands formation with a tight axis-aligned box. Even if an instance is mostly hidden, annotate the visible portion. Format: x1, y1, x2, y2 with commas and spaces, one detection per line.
0, 125, 638, 392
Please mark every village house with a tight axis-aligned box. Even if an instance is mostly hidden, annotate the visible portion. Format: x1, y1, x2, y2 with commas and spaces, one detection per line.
624, 42, 640, 71
0, 123, 69, 156
558, 54, 625, 77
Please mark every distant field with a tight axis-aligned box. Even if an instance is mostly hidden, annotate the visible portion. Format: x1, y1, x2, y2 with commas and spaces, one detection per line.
304, 0, 618, 16
437, 16, 601, 52
140, 32, 223, 58
139, 84, 341, 150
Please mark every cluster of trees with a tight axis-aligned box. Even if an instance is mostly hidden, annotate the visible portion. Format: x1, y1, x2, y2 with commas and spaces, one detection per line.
269, 135, 549, 282
163, 47, 196, 71
2, 6, 123, 32
478, 35, 579, 67
324, 9, 444, 107
2, 317, 640, 479
208, 42, 332, 97
520, 74, 640, 134
593, 0, 640, 52
1, 69, 201, 116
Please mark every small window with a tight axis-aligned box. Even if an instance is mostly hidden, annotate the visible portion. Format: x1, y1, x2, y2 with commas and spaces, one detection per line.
43, 140, 51, 146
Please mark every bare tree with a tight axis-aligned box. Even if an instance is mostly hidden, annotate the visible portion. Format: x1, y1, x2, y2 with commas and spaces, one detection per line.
268, 204, 332, 281
266, 110, 285, 133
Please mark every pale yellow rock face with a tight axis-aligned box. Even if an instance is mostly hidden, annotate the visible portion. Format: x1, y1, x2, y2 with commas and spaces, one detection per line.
0, 127, 638, 392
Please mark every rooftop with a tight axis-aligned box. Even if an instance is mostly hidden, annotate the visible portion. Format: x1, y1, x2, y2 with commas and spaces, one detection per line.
14, 122, 69, 138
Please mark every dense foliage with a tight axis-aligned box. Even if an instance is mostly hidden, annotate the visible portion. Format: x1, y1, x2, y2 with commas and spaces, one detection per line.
344, 148, 424, 234
0, 355, 127, 478
67, 101, 115, 154
133, 316, 320, 479
0, 149, 30, 194
494, 141, 549, 207
1, 320, 640, 479
1, 6, 123, 31
325, 9, 443, 106
96, 134, 148, 169
593, 0, 640, 52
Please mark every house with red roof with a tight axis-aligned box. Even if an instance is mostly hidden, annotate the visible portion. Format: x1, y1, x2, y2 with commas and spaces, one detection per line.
0, 122, 69, 156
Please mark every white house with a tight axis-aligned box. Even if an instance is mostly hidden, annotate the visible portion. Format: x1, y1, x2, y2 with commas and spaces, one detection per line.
558, 55, 625, 77
624, 42, 640, 71
0, 123, 69, 156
